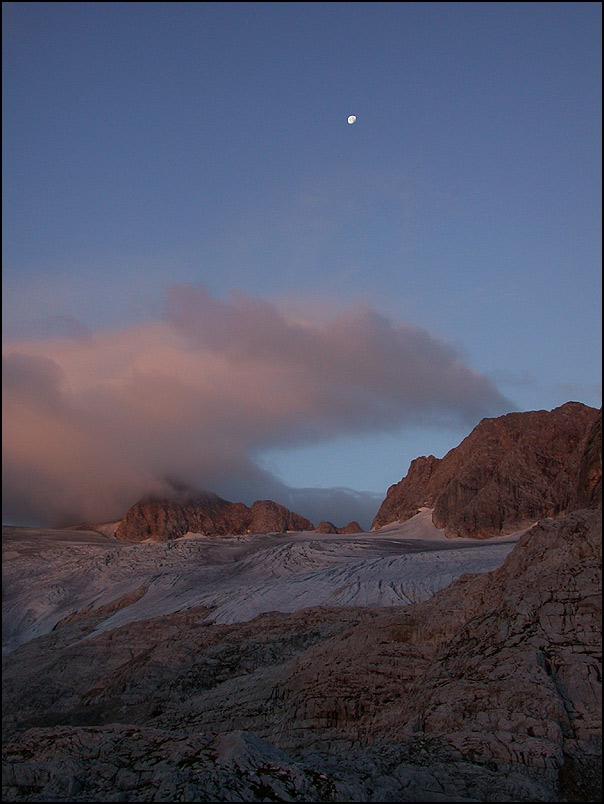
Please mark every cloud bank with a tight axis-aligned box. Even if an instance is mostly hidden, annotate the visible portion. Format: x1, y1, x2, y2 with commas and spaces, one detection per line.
2, 286, 512, 528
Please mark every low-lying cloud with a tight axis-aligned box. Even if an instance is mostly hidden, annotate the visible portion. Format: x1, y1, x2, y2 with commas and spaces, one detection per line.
2, 286, 512, 528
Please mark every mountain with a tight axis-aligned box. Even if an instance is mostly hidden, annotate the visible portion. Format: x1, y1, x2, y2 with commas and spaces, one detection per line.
2, 401, 601, 800
314, 520, 363, 534
115, 491, 314, 542
372, 402, 600, 537
570, 406, 602, 510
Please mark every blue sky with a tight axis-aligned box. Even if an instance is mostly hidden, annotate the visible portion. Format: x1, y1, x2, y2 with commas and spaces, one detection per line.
2, 2, 602, 528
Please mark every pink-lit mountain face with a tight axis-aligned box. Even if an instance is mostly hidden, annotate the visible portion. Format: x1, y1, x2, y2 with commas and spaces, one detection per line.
372, 402, 601, 537
115, 492, 314, 542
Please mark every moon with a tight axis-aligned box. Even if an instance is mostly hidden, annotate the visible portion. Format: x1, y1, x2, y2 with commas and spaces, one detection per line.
347, 115, 357, 125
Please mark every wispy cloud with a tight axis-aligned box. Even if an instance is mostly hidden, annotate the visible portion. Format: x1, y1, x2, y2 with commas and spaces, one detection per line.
2, 286, 512, 527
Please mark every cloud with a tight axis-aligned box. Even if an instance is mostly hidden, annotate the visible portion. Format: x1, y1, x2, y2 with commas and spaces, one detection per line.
41, 314, 92, 341
282, 487, 384, 532
2, 286, 512, 527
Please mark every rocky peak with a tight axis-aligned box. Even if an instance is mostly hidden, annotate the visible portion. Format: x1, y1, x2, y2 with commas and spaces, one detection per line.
115, 493, 313, 542
337, 520, 363, 534
314, 520, 364, 535
314, 521, 339, 534
372, 402, 600, 537
248, 500, 313, 534
571, 407, 602, 509
370, 455, 440, 530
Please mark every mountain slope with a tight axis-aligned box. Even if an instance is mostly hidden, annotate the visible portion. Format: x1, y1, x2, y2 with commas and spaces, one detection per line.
372, 402, 600, 537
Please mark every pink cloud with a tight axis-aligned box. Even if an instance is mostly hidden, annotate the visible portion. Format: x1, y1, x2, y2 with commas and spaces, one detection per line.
2, 287, 511, 526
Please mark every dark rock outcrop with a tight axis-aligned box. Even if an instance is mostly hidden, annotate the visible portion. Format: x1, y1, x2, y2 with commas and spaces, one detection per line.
314, 520, 364, 534
570, 408, 602, 510
338, 520, 363, 534
372, 402, 600, 537
115, 492, 314, 542
371, 455, 440, 530
315, 521, 338, 534
248, 500, 313, 535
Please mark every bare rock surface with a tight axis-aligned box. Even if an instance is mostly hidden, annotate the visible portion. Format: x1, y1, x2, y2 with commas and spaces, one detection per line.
569, 408, 602, 510
2, 508, 601, 801
314, 520, 339, 533
1, 724, 561, 802
372, 402, 599, 537
315, 520, 363, 534
115, 491, 314, 542
337, 520, 363, 534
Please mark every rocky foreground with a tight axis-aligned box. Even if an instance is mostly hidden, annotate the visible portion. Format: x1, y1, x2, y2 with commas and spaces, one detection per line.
2, 506, 601, 802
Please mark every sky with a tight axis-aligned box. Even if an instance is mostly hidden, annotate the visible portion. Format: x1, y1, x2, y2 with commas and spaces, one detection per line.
2, 2, 602, 529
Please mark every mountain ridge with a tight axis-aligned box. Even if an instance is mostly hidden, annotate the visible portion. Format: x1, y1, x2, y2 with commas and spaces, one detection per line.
372, 402, 601, 537
115, 493, 315, 542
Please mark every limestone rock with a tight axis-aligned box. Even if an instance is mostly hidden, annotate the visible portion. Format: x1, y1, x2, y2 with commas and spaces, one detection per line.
2, 404, 601, 801
315, 521, 339, 534
570, 408, 602, 510
371, 455, 440, 530
337, 520, 363, 534
270, 508, 602, 798
115, 491, 314, 541
372, 402, 599, 537
248, 499, 313, 534
0, 724, 562, 802
3, 507, 600, 802
314, 520, 363, 534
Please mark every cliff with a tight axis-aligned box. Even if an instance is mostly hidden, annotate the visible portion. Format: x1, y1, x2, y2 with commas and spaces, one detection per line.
372, 402, 600, 537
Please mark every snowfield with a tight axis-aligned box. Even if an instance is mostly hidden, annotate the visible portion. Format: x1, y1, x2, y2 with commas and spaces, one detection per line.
2, 509, 524, 654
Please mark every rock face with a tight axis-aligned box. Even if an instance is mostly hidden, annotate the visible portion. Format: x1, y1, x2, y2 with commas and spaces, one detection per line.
315, 520, 363, 534
337, 520, 363, 534
315, 520, 339, 534
2, 506, 601, 802
570, 408, 602, 510
273, 508, 602, 792
372, 402, 600, 537
248, 499, 314, 535
115, 492, 314, 542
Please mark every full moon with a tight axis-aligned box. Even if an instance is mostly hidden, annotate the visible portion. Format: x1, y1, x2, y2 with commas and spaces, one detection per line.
347, 115, 357, 124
